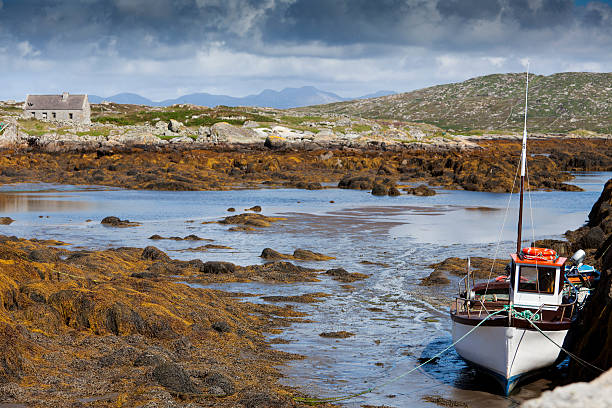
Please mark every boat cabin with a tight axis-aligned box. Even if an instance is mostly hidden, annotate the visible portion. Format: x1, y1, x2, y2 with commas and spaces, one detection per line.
509, 251, 567, 310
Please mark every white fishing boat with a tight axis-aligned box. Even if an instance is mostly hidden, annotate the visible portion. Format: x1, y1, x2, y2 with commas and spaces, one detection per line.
449, 67, 599, 395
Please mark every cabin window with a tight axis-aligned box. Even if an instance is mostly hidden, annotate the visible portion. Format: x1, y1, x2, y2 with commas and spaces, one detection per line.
52, 112, 56, 119
69, 113, 73, 120
42, 112, 48, 119
518, 266, 556, 294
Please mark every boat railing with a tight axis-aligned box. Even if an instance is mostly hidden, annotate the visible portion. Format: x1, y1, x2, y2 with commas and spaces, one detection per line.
529, 299, 577, 322
452, 296, 501, 319
452, 296, 578, 322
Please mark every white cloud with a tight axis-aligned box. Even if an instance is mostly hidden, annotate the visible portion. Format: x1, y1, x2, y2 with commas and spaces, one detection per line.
17, 41, 40, 58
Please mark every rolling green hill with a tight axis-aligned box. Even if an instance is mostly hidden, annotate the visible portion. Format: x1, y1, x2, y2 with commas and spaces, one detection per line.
297, 72, 612, 134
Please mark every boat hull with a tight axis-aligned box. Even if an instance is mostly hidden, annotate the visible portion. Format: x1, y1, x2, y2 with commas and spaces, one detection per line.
451, 320, 568, 395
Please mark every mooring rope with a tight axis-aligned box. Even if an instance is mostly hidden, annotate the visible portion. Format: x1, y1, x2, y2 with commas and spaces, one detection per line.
506, 305, 605, 374
294, 305, 606, 405
293, 309, 507, 405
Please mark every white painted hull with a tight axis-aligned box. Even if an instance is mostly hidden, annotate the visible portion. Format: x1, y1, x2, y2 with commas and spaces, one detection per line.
452, 321, 568, 394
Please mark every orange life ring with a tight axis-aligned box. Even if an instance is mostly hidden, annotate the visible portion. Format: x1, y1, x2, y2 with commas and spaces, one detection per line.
522, 247, 557, 261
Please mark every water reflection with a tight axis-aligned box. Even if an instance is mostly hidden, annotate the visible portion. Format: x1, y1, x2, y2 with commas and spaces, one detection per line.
0, 193, 93, 213
0, 172, 608, 407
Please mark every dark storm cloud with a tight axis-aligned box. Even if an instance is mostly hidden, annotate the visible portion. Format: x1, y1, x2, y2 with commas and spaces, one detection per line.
262, 0, 429, 45
1, 0, 611, 59
436, 0, 502, 21
1, 0, 612, 101
0, 0, 276, 59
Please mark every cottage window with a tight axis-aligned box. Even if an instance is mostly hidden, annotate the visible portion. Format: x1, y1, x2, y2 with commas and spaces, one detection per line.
42, 112, 48, 119
69, 113, 73, 120
31, 112, 35, 118
52, 112, 57, 119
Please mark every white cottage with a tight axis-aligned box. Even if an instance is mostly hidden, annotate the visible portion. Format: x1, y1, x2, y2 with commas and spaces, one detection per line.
23, 92, 91, 124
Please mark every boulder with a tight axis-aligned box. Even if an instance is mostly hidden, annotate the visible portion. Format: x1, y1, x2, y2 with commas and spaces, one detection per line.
0, 217, 14, 225
200, 371, 235, 396
28, 248, 60, 263
264, 135, 287, 149
293, 249, 335, 261
580, 226, 605, 249
522, 368, 612, 408
371, 183, 389, 196
152, 362, 199, 394
168, 119, 183, 133
100, 216, 140, 227
239, 391, 291, 408
243, 120, 259, 128
200, 261, 236, 274
338, 175, 374, 190
210, 122, 261, 144
405, 185, 436, 196
260, 248, 290, 260
141, 246, 170, 262
211, 321, 232, 333
168, 136, 194, 144
325, 268, 369, 282
388, 186, 401, 196
108, 132, 167, 146
271, 126, 308, 140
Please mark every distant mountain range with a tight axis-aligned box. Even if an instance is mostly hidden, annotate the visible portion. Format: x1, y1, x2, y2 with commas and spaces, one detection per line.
297, 72, 612, 133
88, 86, 395, 109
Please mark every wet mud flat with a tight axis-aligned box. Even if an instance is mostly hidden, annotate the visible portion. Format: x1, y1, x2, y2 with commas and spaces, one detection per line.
0, 172, 610, 407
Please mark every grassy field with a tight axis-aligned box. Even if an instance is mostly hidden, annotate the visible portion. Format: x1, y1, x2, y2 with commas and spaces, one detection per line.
295, 72, 612, 134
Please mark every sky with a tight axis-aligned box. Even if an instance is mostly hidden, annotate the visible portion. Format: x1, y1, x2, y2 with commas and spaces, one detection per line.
1, 0, 612, 101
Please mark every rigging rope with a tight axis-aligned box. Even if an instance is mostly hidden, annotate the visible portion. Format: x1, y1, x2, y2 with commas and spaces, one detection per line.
525, 160, 536, 249
482, 162, 520, 298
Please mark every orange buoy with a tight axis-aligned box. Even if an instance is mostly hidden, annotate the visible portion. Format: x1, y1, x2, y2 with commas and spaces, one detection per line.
521, 247, 557, 261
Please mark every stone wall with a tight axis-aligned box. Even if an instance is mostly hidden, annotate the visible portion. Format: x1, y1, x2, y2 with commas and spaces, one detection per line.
24, 106, 90, 125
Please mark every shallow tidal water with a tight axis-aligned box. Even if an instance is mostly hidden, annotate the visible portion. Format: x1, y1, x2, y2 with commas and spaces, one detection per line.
0, 171, 610, 407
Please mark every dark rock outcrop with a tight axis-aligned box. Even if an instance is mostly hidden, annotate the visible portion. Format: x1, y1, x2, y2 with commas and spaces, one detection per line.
141, 246, 170, 262
101, 216, 140, 227
405, 184, 436, 196
319, 331, 354, 338
200, 261, 236, 274
324, 268, 369, 283
0, 217, 14, 225
152, 362, 200, 394
260, 248, 335, 261
568, 179, 612, 381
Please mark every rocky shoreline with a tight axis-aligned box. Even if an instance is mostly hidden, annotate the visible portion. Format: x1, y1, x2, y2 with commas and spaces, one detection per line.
522, 178, 612, 405
0, 233, 350, 407
0, 138, 610, 194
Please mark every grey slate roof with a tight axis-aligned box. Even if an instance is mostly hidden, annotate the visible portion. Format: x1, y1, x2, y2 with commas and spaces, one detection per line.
24, 94, 88, 110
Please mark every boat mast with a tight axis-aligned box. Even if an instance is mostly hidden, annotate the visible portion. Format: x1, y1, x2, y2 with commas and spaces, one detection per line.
517, 64, 529, 255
